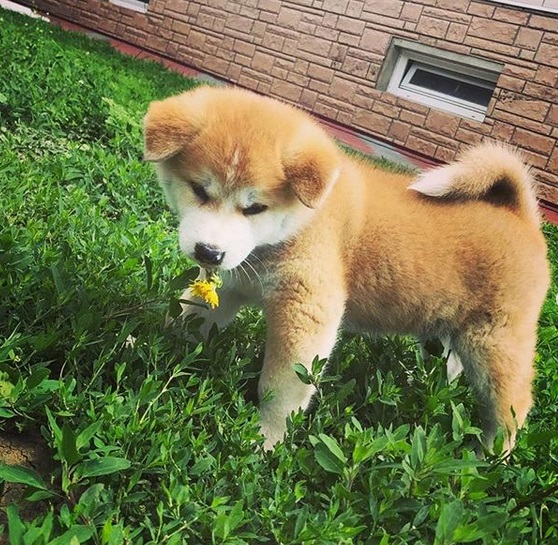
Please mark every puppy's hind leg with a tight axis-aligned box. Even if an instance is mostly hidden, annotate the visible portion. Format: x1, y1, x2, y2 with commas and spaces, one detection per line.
453, 324, 537, 454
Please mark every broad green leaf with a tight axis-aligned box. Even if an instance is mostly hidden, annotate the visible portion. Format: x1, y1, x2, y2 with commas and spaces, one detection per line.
75, 456, 131, 478
27, 366, 50, 390
49, 525, 94, 545
0, 464, 48, 490
7, 504, 23, 545
318, 433, 347, 464
61, 423, 81, 465
313, 442, 345, 475
435, 499, 463, 544
293, 363, 312, 385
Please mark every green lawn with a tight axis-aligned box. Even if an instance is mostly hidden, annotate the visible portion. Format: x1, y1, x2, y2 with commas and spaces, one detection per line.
1, 8, 557, 544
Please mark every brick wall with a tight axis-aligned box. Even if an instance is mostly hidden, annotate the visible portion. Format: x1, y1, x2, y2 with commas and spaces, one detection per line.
29, 0, 558, 204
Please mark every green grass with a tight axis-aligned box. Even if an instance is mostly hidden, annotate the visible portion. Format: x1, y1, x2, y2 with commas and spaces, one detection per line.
1, 8, 558, 544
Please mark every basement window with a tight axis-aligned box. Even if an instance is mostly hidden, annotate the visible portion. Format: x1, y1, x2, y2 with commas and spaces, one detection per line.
109, 0, 148, 13
379, 40, 503, 122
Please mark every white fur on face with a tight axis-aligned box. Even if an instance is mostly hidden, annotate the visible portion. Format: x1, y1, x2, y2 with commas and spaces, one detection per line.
162, 169, 314, 270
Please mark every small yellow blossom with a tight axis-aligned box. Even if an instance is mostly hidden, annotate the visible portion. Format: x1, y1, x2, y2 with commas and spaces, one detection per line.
189, 271, 222, 308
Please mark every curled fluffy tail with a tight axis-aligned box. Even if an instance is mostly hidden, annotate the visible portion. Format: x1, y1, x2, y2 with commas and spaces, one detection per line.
409, 142, 540, 225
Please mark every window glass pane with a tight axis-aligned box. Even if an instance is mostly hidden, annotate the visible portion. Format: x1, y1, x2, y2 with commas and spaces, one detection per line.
409, 69, 493, 107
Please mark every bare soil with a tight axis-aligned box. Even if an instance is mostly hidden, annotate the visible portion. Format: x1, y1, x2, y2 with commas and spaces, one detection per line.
0, 430, 52, 541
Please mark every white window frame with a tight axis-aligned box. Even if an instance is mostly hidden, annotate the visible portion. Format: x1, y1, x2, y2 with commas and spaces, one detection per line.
380, 40, 503, 123
489, 1, 558, 14
109, 0, 148, 13
387, 52, 497, 122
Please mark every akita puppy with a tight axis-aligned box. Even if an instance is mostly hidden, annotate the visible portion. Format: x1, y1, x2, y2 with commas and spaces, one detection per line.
144, 86, 549, 453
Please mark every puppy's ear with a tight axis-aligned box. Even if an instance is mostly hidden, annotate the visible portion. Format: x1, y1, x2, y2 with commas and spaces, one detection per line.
143, 91, 205, 162
283, 126, 340, 208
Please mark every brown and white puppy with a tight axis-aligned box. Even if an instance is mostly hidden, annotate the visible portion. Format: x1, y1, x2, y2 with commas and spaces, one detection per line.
144, 86, 550, 453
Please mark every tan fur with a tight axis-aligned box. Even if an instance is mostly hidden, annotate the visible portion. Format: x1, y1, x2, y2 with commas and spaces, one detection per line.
145, 86, 550, 453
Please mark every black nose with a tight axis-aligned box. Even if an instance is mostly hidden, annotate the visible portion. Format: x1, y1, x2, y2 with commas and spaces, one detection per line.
194, 243, 225, 266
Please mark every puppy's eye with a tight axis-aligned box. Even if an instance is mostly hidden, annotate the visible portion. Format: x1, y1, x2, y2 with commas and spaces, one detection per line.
242, 203, 268, 216
190, 182, 210, 203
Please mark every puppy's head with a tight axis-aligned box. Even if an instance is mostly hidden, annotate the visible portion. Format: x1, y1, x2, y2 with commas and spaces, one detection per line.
144, 86, 340, 271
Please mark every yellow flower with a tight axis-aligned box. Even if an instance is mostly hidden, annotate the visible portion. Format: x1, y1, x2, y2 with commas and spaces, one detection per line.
189, 272, 221, 308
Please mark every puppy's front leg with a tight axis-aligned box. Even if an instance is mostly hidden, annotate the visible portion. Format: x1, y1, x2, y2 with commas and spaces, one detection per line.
258, 286, 345, 450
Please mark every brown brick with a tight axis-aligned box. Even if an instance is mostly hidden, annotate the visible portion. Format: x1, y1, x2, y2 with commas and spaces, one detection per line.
513, 128, 555, 154
389, 120, 411, 142
530, 14, 558, 31
336, 15, 366, 35
425, 110, 460, 137
446, 22, 467, 43
435, 146, 458, 162
519, 149, 549, 169
516, 27, 543, 51
455, 127, 484, 145
352, 110, 392, 135
416, 16, 449, 38
498, 99, 550, 122
493, 6, 529, 25
293, 59, 310, 75
493, 108, 552, 135
342, 55, 370, 78
315, 25, 341, 41
401, 3, 422, 22
413, 127, 457, 148
548, 105, 558, 126
277, 6, 300, 30
460, 118, 492, 135
502, 63, 536, 80
466, 36, 520, 57
399, 110, 426, 127
362, 0, 403, 17
232, 40, 256, 56
467, 3, 495, 17
313, 100, 339, 120
307, 63, 335, 83
359, 28, 390, 54
309, 79, 330, 94
490, 121, 515, 141
323, 0, 349, 14
524, 81, 558, 102
300, 89, 318, 109
251, 51, 275, 72
373, 101, 400, 118
423, 6, 471, 24
437, 0, 469, 12
346, 1, 364, 18
536, 178, 558, 204
299, 35, 333, 56
519, 50, 536, 61
547, 148, 558, 174
259, 0, 281, 13
406, 134, 438, 157
498, 75, 526, 93
469, 17, 518, 45
270, 79, 303, 102
226, 13, 254, 33
535, 43, 558, 67
329, 77, 356, 101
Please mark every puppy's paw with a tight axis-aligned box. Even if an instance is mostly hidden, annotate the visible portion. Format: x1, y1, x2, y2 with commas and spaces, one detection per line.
259, 414, 288, 451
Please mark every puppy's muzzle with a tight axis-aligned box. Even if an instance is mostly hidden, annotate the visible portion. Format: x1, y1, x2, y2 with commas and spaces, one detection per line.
194, 243, 225, 266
